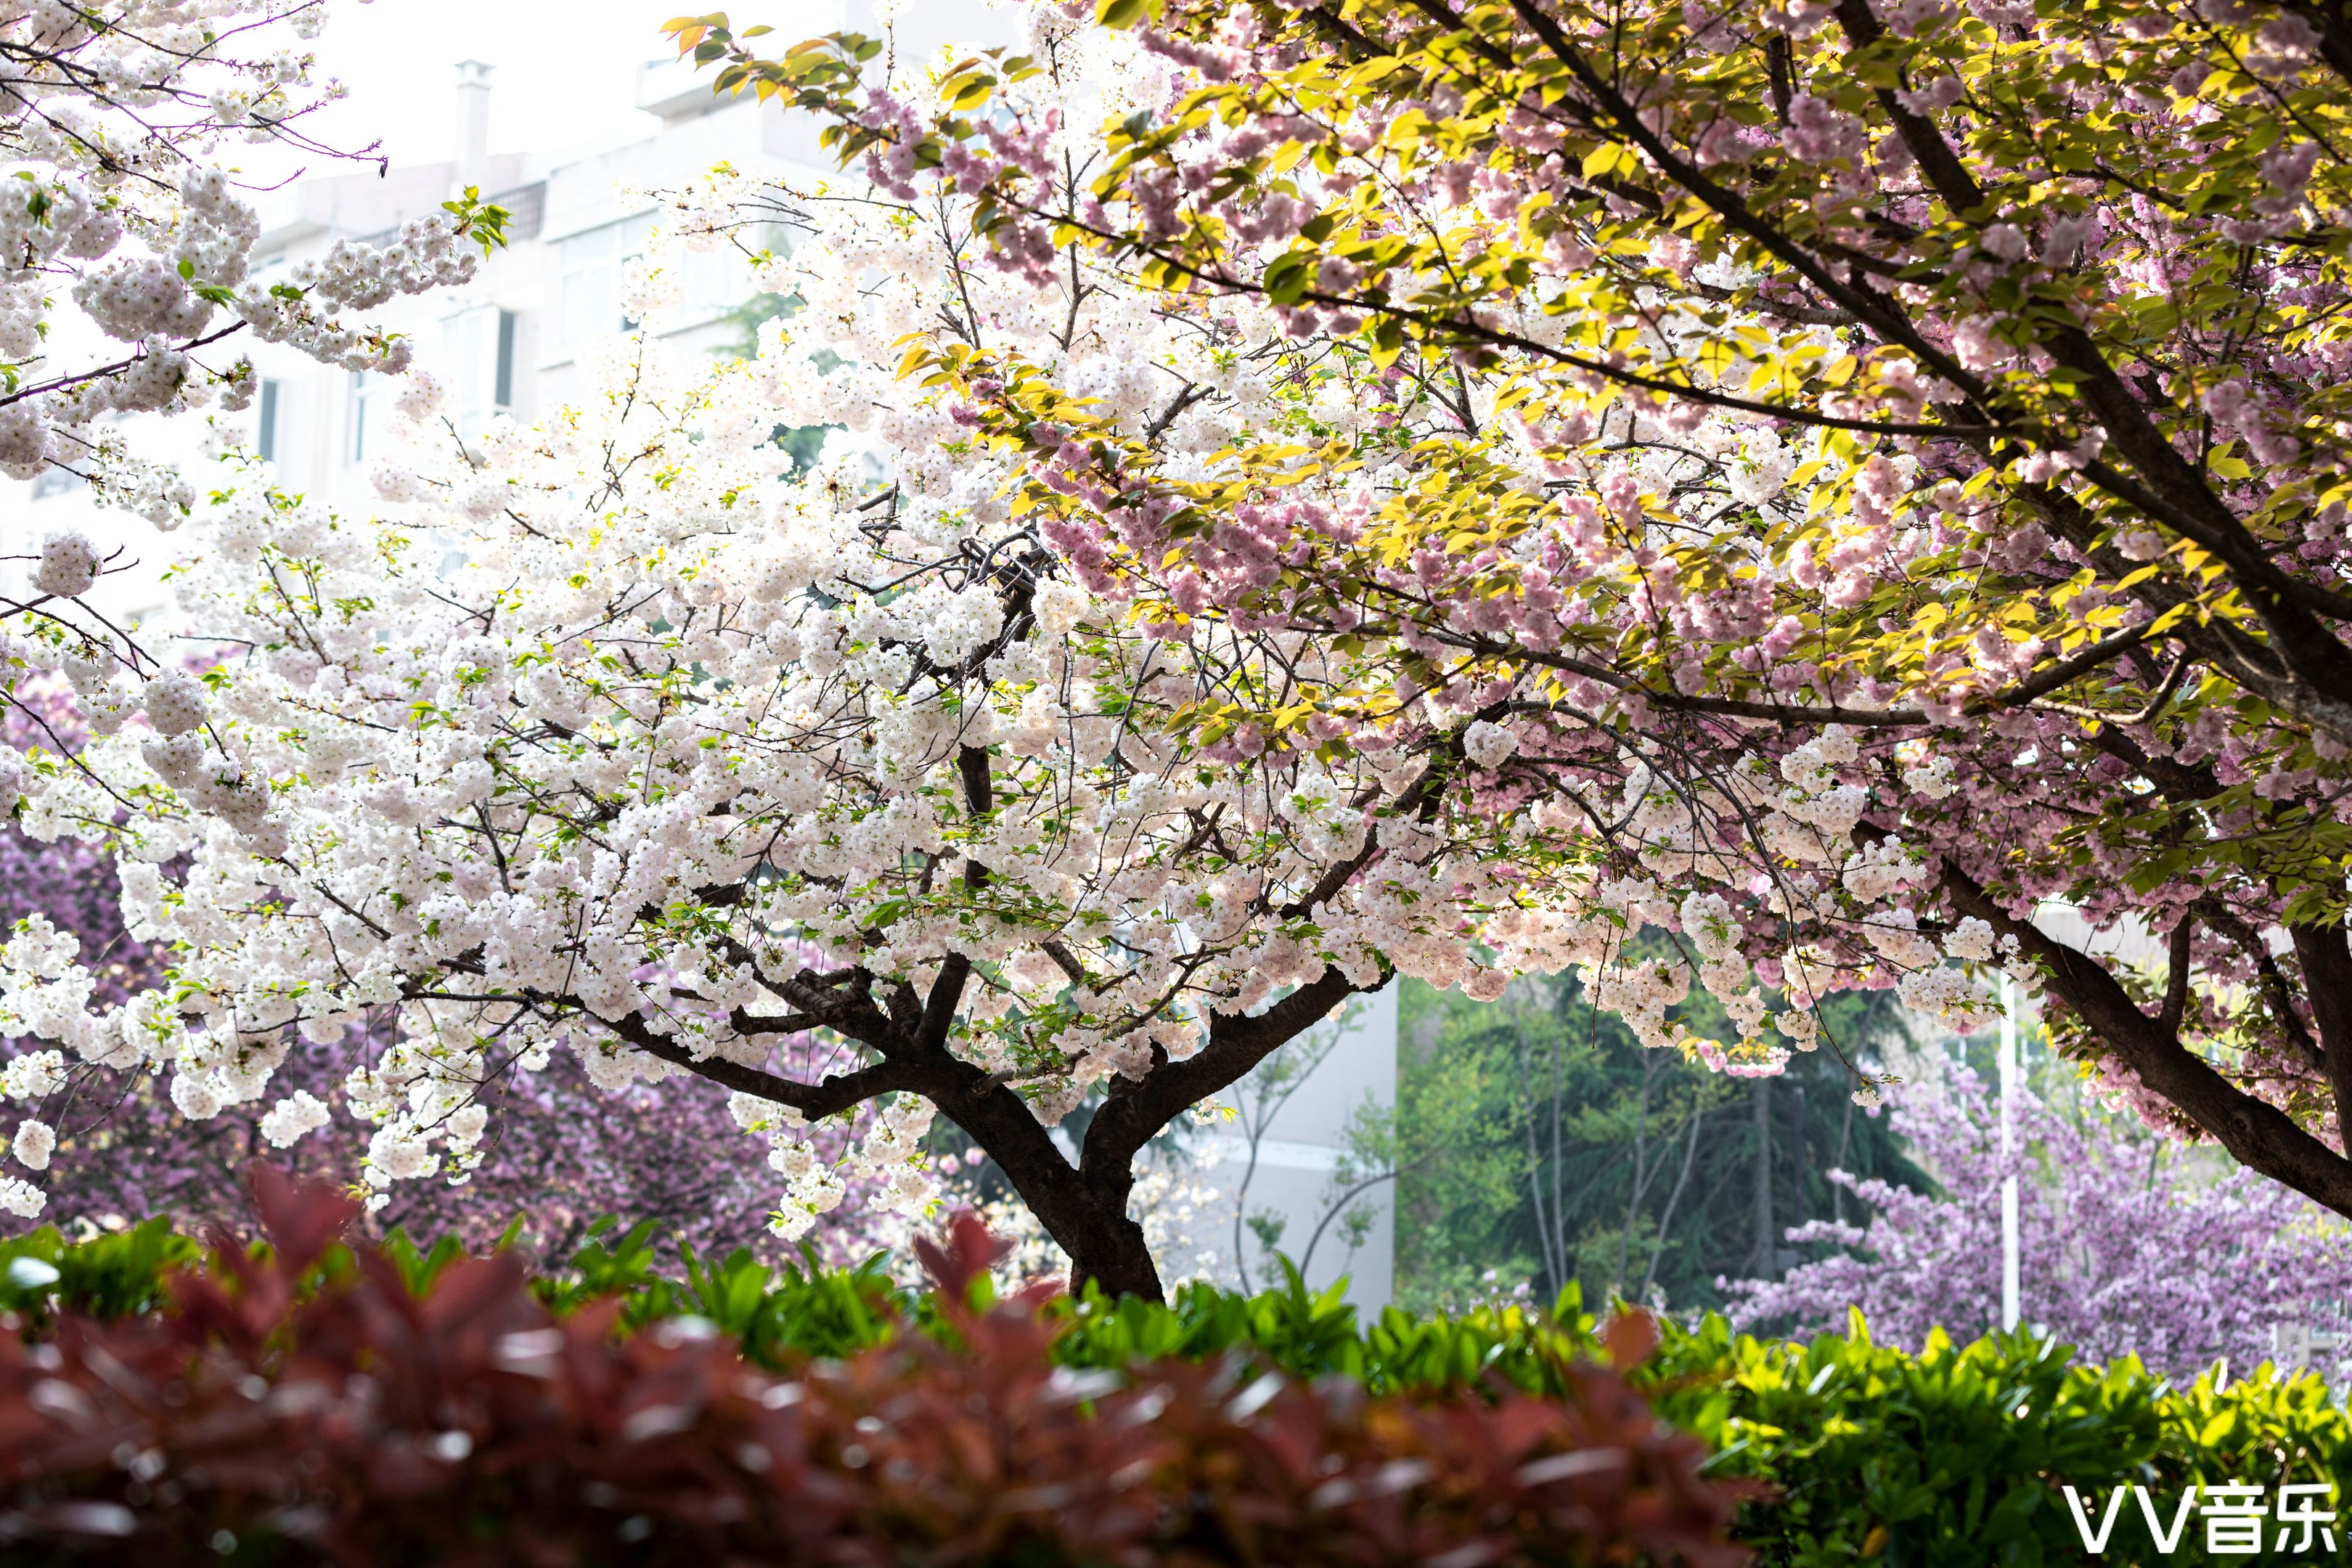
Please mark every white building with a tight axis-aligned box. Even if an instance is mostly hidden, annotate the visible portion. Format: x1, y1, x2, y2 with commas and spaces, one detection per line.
1198, 985, 1400, 1312
11, 6, 1018, 620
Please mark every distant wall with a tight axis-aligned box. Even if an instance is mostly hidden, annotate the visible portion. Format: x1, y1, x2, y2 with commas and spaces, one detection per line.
1193, 984, 1399, 1312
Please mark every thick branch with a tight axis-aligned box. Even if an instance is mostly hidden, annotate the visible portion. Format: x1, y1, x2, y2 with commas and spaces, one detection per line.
1080, 963, 1365, 1188
2159, 915, 2192, 1036
2290, 921, 2352, 1120
600, 1008, 911, 1116
1942, 862, 2352, 1217
902, 1045, 1164, 1300
918, 954, 973, 1052
1493, 620, 2157, 729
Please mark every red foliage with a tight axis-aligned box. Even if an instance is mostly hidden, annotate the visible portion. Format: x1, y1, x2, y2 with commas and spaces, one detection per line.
0, 1168, 1747, 1566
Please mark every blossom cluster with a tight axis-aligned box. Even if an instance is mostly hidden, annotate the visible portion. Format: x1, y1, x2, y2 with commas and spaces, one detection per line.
0, 671, 916, 1262
1726, 1056, 2352, 1382
0, 1, 505, 706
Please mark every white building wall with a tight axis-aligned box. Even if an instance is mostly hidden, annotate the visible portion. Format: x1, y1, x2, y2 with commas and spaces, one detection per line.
2, 0, 1024, 615
1199, 985, 1400, 1313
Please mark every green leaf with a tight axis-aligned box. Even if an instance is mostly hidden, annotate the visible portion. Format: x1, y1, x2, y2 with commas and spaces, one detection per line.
1264, 250, 1315, 306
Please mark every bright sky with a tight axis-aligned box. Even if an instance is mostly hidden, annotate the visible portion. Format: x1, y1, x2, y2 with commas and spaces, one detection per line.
282, 0, 708, 176
260, 0, 1000, 185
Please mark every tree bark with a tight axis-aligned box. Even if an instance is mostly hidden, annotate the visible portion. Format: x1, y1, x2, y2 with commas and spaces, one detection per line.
908, 1049, 1169, 1302
2290, 923, 2352, 1119
1943, 859, 2352, 1220
1612, 1050, 1659, 1296
1060, 1208, 1162, 1302
1789, 1082, 1807, 1233
1750, 1078, 1776, 1278
1638, 1108, 1704, 1302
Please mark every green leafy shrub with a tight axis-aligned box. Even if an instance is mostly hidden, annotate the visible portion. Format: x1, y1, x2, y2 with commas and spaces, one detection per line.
4, 1195, 2348, 1566
0, 1172, 1744, 1567
1042, 1259, 1603, 1396
1643, 1311, 2352, 1567
0, 1219, 197, 1325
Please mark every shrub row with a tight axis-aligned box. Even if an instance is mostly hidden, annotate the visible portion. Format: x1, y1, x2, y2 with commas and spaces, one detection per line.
4, 1189, 2350, 1565
0, 1207, 1609, 1397
0, 1171, 1744, 1566
1647, 1315, 2352, 1567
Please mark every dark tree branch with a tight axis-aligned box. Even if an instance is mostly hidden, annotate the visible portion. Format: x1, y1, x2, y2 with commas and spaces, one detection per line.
902, 1045, 1163, 1301
1081, 963, 1368, 1191
2290, 921, 2352, 1121
1942, 860, 2352, 1217
2159, 915, 2193, 1037
600, 1008, 910, 1116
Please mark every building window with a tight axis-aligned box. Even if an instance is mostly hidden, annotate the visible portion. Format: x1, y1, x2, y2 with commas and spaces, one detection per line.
349, 369, 383, 465
682, 242, 749, 315
553, 213, 751, 353
257, 378, 281, 463
30, 465, 84, 500
557, 213, 653, 351
439, 306, 517, 436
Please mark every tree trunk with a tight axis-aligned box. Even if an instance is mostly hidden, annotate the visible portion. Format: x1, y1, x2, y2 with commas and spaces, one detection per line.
917, 1061, 1172, 1304
1639, 1108, 1704, 1302
944, 1114, 1166, 1302
1061, 1204, 1164, 1302
1750, 1078, 1776, 1278
636, 937, 1367, 1307
1612, 1050, 1658, 1297
1832, 1093, 1853, 1227
1789, 1082, 1808, 1233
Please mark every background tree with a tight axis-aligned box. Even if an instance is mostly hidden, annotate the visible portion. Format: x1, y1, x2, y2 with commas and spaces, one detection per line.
1395, 973, 1925, 1312
1726, 1047, 2352, 1380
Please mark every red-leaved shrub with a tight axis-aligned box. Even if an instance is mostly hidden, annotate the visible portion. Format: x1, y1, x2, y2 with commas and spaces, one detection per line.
0, 1167, 1747, 1566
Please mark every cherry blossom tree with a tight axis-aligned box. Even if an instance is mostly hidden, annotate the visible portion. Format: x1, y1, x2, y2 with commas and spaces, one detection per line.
1725, 1055, 2352, 1381
661, 0, 2352, 1224
0, 675, 913, 1265
0, 102, 1635, 1293
25, 0, 2352, 1302
0, 0, 506, 757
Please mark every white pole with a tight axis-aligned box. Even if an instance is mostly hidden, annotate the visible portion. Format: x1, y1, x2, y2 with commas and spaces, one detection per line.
1998, 975, 2020, 1333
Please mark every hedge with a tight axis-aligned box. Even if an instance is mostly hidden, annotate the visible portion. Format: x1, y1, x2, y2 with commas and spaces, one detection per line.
1646, 1315, 2352, 1567
0, 1206, 1614, 1395
0, 1185, 2346, 1565
0, 1170, 1743, 1566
